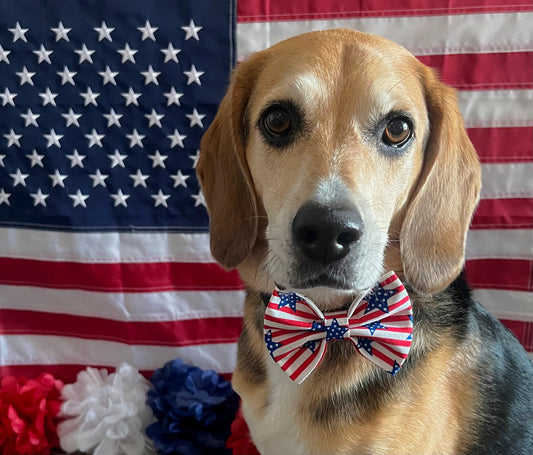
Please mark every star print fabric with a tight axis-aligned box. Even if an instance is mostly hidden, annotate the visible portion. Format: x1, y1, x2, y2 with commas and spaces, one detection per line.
264, 271, 413, 384
0, 0, 232, 229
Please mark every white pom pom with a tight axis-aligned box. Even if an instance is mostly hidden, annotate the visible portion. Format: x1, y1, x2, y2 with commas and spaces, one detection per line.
58, 363, 156, 455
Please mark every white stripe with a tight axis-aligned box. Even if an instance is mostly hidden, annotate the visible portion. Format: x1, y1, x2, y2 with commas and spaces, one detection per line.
480, 162, 533, 199
0, 228, 213, 263
474, 290, 533, 322
458, 90, 533, 128
466, 230, 533, 261
236, 12, 533, 59
0, 285, 245, 321
0, 335, 237, 374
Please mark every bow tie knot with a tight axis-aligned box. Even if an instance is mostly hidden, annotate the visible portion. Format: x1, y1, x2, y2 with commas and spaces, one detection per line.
263, 271, 413, 384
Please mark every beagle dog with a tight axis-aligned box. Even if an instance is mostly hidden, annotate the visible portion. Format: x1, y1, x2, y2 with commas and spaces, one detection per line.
197, 29, 533, 455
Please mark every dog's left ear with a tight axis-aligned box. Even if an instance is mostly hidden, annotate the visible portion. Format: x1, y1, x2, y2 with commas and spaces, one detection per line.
400, 66, 482, 295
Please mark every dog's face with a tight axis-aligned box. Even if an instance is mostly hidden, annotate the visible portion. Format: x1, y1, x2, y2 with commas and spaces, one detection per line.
198, 29, 481, 309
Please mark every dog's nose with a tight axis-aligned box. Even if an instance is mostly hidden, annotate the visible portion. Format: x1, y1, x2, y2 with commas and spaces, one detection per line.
292, 202, 364, 264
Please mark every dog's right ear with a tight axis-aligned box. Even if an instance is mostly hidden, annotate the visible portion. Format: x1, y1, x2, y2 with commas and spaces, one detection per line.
197, 56, 264, 269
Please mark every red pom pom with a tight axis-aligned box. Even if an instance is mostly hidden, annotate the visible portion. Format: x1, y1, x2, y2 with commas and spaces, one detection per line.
226, 406, 260, 455
0, 373, 64, 455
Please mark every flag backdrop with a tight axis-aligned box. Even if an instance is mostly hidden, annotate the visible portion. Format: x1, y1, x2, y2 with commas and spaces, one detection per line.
0, 0, 532, 387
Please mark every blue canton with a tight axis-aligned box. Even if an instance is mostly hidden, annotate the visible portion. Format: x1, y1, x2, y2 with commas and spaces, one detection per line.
278, 292, 298, 312
364, 321, 387, 335
356, 337, 373, 356
303, 340, 317, 353
311, 321, 325, 332
364, 286, 396, 314
264, 330, 282, 357
389, 360, 401, 376
325, 318, 348, 341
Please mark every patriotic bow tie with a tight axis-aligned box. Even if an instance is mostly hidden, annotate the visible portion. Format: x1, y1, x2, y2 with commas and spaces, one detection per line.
263, 271, 413, 384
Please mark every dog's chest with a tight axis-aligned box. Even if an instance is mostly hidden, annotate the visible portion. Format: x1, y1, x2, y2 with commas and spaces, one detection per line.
246, 360, 309, 455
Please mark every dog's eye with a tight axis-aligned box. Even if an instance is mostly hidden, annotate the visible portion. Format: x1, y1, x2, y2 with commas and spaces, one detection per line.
382, 117, 412, 147
263, 106, 292, 137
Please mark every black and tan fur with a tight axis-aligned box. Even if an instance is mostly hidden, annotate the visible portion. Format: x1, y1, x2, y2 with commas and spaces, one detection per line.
197, 29, 533, 455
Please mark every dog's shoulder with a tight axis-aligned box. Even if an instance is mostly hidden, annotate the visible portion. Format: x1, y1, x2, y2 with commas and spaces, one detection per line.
446, 275, 533, 455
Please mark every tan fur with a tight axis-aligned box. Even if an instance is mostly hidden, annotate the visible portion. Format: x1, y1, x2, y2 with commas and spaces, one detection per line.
198, 29, 483, 455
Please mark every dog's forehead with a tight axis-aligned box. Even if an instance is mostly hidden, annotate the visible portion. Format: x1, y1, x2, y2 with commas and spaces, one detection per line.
251, 30, 424, 117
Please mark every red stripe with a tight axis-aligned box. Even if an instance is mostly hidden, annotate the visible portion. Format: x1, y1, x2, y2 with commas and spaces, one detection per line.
468, 127, 533, 164
500, 319, 533, 352
237, 0, 532, 22
0, 258, 244, 292
289, 346, 318, 381
464, 259, 533, 292
417, 53, 533, 90
471, 198, 533, 229
0, 309, 242, 346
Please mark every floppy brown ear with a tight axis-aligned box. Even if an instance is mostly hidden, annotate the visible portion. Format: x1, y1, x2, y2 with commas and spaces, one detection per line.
400, 67, 482, 295
197, 57, 263, 269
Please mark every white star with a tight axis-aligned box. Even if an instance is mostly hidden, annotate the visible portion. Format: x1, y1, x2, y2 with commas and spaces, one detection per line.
1, 88, 17, 106
189, 149, 200, 167
33, 45, 53, 64
30, 188, 49, 207
108, 149, 127, 168
161, 42, 181, 63
80, 87, 100, 106
191, 191, 206, 207
89, 169, 109, 187
103, 108, 123, 127
85, 129, 105, 148
0, 189, 11, 206
141, 65, 160, 85
94, 22, 114, 42
99, 65, 119, 85
75, 44, 95, 64
138, 20, 158, 41
167, 129, 186, 148
69, 190, 89, 208
39, 88, 58, 106
163, 87, 184, 106
0, 44, 11, 64
130, 170, 149, 187
9, 22, 29, 43
43, 129, 64, 148
20, 108, 40, 127
61, 109, 82, 127
16, 66, 36, 86
145, 109, 164, 128
51, 22, 71, 42
110, 189, 130, 207
0, 154, 5, 167
170, 170, 189, 188
57, 65, 77, 85
122, 87, 141, 106
117, 43, 137, 64
151, 190, 170, 208
186, 108, 206, 128
66, 149, 86, 168
148, 150, 168, 168
49, 170, 68, 187
126, 129, 145, 148
26, 149, 45, 167
184, 65, 204, 85
181, 19, 202, 41
4, 129, 22, 147
10, 168, 29, 187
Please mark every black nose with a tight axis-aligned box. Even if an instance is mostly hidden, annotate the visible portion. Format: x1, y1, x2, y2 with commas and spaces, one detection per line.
292, 202, 364, 264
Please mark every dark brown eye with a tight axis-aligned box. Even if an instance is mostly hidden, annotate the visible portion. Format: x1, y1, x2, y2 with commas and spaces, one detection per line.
263, 107, 291, 137
382, 117, 412, 147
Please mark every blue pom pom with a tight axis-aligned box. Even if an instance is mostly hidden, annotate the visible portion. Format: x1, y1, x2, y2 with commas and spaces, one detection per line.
146, 359, 239, 455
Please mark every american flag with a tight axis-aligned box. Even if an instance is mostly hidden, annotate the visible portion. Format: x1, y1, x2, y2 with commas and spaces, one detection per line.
0, 0, 532, 384
264, 271, 413, 384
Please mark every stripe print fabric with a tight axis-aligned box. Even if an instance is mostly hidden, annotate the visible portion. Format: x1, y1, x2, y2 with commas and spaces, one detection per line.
0, 0, 532, 383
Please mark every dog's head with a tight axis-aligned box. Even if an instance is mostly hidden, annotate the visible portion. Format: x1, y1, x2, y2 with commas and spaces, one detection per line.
198, 29, 481, 308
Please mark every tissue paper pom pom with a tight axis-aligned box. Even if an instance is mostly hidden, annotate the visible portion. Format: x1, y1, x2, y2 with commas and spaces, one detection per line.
146, 358, 239, 455
226, 407, 260, 455
58, 363, 155, 455
0, 372, 63, 455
